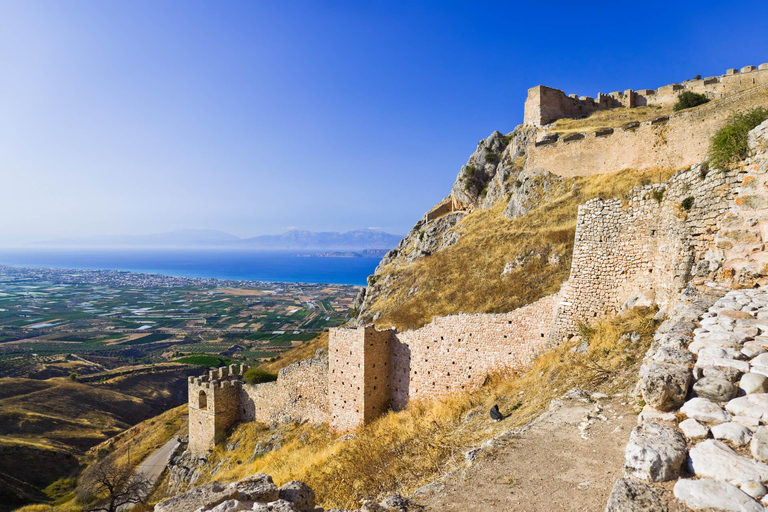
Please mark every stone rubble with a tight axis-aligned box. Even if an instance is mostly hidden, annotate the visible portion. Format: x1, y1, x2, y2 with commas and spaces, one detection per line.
607, 288, 768, 511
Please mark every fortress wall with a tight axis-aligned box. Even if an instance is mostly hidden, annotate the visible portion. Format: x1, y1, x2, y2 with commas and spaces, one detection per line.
524, 65, 768, 127
526, 85, 768, 177
396, 293, 559, 402
240, 357, 329, 425
550, 164, 745, 344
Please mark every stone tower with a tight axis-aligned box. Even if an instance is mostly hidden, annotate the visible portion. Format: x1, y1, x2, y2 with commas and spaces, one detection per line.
188, 364, 249, 456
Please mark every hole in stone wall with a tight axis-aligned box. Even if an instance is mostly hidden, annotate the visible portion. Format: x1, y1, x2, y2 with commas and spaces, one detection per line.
198, 390, 207, 410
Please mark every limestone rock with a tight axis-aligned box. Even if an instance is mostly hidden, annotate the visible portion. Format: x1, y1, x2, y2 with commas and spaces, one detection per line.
278, 481, 315, 510
604, 478, 666, 512
741, 373, 768, 394
232, 474, 279, 502
681, 397, 732, 425
623, 422, 687, 482
711, 422, 753, 446
252, 500, 299, 512
639, 362, 692, 411
679, 418, 709, 441
741, 480, 768, 500
702, 365, 743, 383
688, 439, 768, 485
693, 376, 737, 402
725, 393, 768, 420
155, 481, 237, 512
673, 478, 763, 512
652, 347, 696, 365
750, 426, 768, 462
209, 500, 251, 512
379, 494, 423, 512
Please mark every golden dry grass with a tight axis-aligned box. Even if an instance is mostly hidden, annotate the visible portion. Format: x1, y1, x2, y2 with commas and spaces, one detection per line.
259, 332, 329, 374
177, 308, 656, 510
548, 104, 675, 135
368, 167, 676, 331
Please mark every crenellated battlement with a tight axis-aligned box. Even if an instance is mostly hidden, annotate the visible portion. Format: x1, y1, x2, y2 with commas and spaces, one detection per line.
524, 64, 768, 126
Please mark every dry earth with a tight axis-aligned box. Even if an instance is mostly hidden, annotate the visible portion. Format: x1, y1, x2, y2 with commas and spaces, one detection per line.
412, 396, 642, 511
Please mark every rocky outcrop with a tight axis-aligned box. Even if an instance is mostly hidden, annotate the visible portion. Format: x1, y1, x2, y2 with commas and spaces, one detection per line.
153, 473, 421, 512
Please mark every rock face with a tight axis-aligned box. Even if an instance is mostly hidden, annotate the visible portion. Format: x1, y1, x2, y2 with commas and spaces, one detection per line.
623, 422, 687, 482
639, 363, 692, 411
673, 478, 763, 512
604, 478, 666, 512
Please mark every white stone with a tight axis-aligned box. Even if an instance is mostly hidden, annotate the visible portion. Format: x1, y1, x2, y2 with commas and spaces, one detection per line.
637, 405, 677, 424
751, 426, 768, 463
679, 418, 709, 440
688, 439, 768, 485
741, 373, 768, 394
673, 478, 763, 512
623, 422, 687, 482
209, 500, 250, 512
726, 394, 768, 420
681, 397, 732, 425
752, 353, 768, 367
741, 480, 768, 500
711, 422, 753, 446
733, 415, 762, 429
751, 365, 768, 378
696, 358, 751, 374
742, 343, 768, 359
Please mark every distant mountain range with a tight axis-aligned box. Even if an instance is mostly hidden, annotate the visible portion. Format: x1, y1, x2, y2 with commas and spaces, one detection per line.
32, 228, 403, 251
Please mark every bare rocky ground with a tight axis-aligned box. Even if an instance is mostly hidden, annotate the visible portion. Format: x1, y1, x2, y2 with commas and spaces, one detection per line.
411, 395, 640, 512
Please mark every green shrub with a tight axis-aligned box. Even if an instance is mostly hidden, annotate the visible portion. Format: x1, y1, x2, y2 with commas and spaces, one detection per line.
485, 152, 499, 164
479, 187, 488, 199
514, 179, 523, 188
465, 165, 476, 176
709, 107, 768, 169
699, 161, 709, 179
243, 367, 278, 385
652, 187, 665, 204
681, 196, 694, 211
673, 91, 709, 111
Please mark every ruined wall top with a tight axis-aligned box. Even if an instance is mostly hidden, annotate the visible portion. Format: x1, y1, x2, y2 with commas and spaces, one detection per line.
524, 63, 768, 127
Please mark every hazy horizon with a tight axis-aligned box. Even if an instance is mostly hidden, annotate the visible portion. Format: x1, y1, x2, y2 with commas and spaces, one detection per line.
2, 1, 768, 243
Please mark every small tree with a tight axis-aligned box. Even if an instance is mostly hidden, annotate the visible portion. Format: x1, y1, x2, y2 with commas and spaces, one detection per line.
243, 367, 278, 385
77, 458, 150, 512
674, 91, 709, 111
710, 107, 768, 169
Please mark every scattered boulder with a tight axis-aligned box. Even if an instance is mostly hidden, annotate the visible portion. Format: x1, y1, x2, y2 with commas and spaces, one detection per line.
711, 422, 753, 446
278, 481, 316, 511
688, 439, 768, 485
624, 422, 687, 482
252, 499, 300, 512
750, 426, 768, 462
604, 478, 667, 512
679, 418, 709, 441
725, 394, 768, 420
693, 376, 737, 402
741, 480, 768, 500
232, 474, 279, 502
639, 362, 692, 411
681, 397, 731, 424
741, 373, 768, 395
673, 478, 763, 512
210, 499, 251, 512
155, 481, 238, 512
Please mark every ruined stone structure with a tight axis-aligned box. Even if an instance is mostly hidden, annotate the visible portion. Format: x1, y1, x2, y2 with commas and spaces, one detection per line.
187, 77, 768, 453
524, 64, 768, 127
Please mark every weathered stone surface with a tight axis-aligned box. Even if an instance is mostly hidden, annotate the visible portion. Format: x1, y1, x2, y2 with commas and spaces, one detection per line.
278, 481, 315, 510
711, 422, 753, 446
155, 481, 237, 512
741, 373, 768, 394
703, 365, 743, 383
379, 494, 422, 512
209, 499, 251, 512
624, 422, 687, 482
681, 397, 732, 424
673, 478, 763, 512
605, 477, 667, 512
693, 377, 737, 402
638, 405, 677, 424
252, 500, 299, 512
741, 480, 768, 500
232, 474, 279, 502
750, 426, 768, 463
725, 394, 768, 420
679, 418, 709, 440
639, 363, 692, 411
652, 346, 696, 365
742, 342, 768, 359
688, 439, 768, 485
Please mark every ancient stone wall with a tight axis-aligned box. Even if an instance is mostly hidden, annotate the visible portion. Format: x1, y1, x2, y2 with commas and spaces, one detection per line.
329, 293, 558, 432
526, 85, 768, 177
550, 163, 744, 344
524, 64, 768, 127
240, 357, 329, 425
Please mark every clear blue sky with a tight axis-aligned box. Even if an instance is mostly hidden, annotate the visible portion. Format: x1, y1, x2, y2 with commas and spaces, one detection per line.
2, 1, 767, 243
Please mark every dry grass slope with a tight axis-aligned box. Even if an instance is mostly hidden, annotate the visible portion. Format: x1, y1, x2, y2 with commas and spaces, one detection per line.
171, 308, 656, 510
368, 168, 676, 331
259, 332, 329, 373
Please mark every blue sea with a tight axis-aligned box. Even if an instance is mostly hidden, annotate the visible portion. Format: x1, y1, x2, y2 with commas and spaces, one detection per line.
0, 249, 381, 286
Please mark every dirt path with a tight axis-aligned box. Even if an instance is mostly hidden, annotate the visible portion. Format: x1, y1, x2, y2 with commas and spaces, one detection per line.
412, 395, 637, 512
